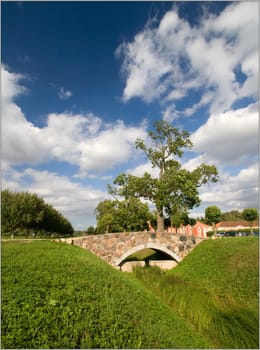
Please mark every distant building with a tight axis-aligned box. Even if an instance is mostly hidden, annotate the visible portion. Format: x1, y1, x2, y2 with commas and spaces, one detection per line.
167, 221, 212, 238
190, 221, 212, 238
216, 220, 259, 231
167, 219, 259, 238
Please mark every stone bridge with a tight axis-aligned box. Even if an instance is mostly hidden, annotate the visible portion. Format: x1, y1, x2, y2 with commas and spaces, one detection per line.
62, 231, 206, 268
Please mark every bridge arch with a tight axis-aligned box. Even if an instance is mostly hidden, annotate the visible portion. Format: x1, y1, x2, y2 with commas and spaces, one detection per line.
115, 242, 182, 267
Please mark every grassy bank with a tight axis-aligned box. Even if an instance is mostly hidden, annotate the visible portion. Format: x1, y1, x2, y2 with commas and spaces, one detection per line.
1, 240, 209, 349
133, 237, 259, 349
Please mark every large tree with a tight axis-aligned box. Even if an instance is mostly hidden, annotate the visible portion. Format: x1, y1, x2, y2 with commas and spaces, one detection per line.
109, 120, 218, 232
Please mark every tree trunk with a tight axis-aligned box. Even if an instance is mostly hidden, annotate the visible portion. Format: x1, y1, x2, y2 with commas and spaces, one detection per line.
156, 164, 165, 232
156, 209, 164, 232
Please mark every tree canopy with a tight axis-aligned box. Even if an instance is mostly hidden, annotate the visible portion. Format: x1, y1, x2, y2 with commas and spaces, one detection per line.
95, 197, 154, 234
109, 120, 219, 231
1, 190, 73, 236
221, 210, 243, 221
242, 208, 259, 234
205, 205, 222, 226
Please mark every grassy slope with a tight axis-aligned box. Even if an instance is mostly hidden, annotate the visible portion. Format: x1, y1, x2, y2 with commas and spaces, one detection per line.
1, 240, 209, 349
133, 237, 259, 349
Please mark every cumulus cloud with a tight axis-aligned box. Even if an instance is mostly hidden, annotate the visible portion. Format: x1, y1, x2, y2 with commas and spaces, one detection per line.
127, 161, 159, 178
2, 166, 109, 228
190, 103, 258, 166
1, 64, 27, 101
199, 163, 259, 210
2, 65, 147, 175
2, 65, 49, 164
117, 2, 258, 120
41, 114, 146, 175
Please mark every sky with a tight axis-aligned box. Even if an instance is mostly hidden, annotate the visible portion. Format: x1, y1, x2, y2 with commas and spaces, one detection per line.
1, 1, 259, 230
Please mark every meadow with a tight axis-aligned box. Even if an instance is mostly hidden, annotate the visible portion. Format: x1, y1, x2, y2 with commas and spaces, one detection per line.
1, 240, 208, 349
1, 237, 259, 349
133, 237, 259, 349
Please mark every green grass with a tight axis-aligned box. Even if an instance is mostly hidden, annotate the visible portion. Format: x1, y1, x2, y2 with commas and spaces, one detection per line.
1, 240, 210, 349
133, 237, 259, 349
125, 248, 168, 261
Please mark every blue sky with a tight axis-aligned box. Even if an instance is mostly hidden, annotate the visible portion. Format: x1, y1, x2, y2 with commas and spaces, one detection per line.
2, 1, 259, 230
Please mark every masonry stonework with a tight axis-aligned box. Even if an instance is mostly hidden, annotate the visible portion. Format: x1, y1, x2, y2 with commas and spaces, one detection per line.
62, 231, 205, 268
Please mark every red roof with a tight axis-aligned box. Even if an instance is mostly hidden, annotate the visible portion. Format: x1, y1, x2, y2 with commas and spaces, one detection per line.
216, 220, 259, 228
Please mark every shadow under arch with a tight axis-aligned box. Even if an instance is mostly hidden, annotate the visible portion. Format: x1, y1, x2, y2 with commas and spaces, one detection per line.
115, 242, 182, 267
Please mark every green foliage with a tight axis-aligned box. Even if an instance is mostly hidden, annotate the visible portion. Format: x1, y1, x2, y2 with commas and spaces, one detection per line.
133, 237, 259, 349
135, 120, 193, 169
170, 208, 195, 228
242, 208, 259, 233
1, 241, 209, 349
1, 190, 45, 233
110, 120, 218, 231
221, 210, 244, 221
86, 225, 95, 234
205, 205, 222, 225
1, 190, 73, 236
95, 198, 153, 234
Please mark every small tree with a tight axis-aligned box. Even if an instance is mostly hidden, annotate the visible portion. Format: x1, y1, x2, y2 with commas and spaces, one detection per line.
242, 208, 258, 235
86, 226, 95, 235
205, 205, 222, 234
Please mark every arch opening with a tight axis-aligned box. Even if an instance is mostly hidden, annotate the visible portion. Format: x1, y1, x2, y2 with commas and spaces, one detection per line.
115, 243, 181, 267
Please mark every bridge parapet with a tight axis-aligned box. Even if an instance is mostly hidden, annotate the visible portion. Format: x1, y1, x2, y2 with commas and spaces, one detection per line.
63, 231, 206, 267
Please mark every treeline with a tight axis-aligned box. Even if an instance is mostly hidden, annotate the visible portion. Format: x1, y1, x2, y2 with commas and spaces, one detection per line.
86, 198, 196, 235
86, 204, 259, 236
200, 209, 251, 223
221, 210, 250, 221
201, 206, 259, 225
1, 190, 74, 237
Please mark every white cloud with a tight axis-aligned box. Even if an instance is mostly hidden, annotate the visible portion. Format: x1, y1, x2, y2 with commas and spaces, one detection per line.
76, 120, 147, 174
50, 83, 73, 100
1, 64, 27, 101
184, 161, 259, 219
190, 103, 258, 166
2, 65, 49, 164
58, 87, 72, 100
239, 51, 258, 98
2, 166, 109, 228
117, 30, 172, 103
2, 65, 147, 175
127, 161, 159, 178
199, 163, 259, 210
117, 2, 258, 118
182, 154, 210, 172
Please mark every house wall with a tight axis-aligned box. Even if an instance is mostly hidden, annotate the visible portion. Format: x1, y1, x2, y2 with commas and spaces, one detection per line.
167, 221, 212, 238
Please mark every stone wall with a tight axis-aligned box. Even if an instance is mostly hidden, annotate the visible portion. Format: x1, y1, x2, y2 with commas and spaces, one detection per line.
63, 231, 205, 267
